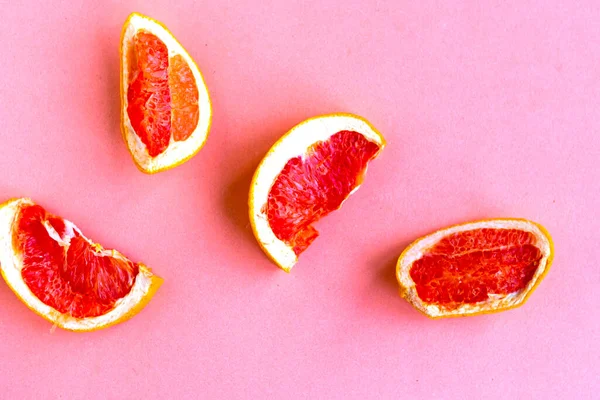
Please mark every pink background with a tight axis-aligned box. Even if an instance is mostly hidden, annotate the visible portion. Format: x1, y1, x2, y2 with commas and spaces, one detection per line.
0, 1, 598, 398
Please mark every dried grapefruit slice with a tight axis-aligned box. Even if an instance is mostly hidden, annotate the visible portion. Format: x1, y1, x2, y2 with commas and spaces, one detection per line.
0, 198, 162, 331
396, 219, 554, 318
120, 12, 212, 173
249, 114, 385, 272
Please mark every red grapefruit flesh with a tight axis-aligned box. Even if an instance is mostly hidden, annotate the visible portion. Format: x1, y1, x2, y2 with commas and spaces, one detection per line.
169, 54, 199, 141
0, 198, 162, 331
249, 114, 385, 271
410, 229, 541, 308
121, 13, 212, 174
127, 31, 172, 157
396, 219, 554, 318
266, 130, 380, 255
127, 32, 200, 157
16, 204, 139, 318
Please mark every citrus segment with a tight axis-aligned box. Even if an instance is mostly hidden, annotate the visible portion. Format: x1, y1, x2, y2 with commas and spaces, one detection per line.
127, 31, 171, 157
410, 229, 541, 308
266, 130, 380, 255
0, 198, 162, 331
169, 54, 199, 142
121, 13, 212, 173
17, 204, 139, 318
396, 219, 553, 318
249, 114, 385, 272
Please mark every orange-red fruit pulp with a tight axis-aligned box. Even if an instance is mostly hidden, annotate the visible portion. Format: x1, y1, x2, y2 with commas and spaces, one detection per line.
15, 204, 138, 319
409, 228, 542, 308
266, 130, 380, 255
127, 31, 199, 157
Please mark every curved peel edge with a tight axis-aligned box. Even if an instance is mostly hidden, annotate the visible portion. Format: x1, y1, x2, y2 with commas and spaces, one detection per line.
0, 198, 162, 331
396, 218, 554, 318
120, 12, 212, 174
249, 113, 386, 272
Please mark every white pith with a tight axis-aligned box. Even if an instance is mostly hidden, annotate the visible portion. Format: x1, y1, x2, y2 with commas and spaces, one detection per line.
250, 115, 385, 271
0, 198, 155, 331
396, 219, 552, 317
121, 13, 212, 173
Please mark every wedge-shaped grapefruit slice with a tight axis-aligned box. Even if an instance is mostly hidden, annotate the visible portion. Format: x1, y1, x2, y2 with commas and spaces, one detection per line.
0, 198, 162, 331
249, 114, 385, 272
396, 219, 554, 318
121, 12, 212, 173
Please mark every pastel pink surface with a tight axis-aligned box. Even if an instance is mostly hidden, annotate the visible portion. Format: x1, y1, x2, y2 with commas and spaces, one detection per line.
0, 1, 598, 399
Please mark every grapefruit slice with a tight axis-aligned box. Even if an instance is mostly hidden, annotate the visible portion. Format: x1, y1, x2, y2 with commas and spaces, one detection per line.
249, 113, 385, 272
120, 12, 212, 173
396, 219, 554, 318
0, 198, 162, 331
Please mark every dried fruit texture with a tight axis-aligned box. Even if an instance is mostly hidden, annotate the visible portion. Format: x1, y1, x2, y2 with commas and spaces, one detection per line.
249, 114, 385, 271
16, 205, 138, 318
127, 32, 199, 157
396, 219, 553, 318
410, 229, 541, 309
266, 131, 380, 255
0, 198, 162, 331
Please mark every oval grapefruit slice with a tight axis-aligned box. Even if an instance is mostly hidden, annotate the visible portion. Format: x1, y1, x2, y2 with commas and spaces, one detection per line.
120, 12, 212, 173
0, 198, 162, 331
396, 219, 554, 318
249, 114, 385, 272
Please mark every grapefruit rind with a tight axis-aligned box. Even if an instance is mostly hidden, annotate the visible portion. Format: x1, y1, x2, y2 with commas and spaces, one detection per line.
249, 113, 386, 272
120, 12, 212, 174
0, 198, 163, 331
396, 218, 554, 318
